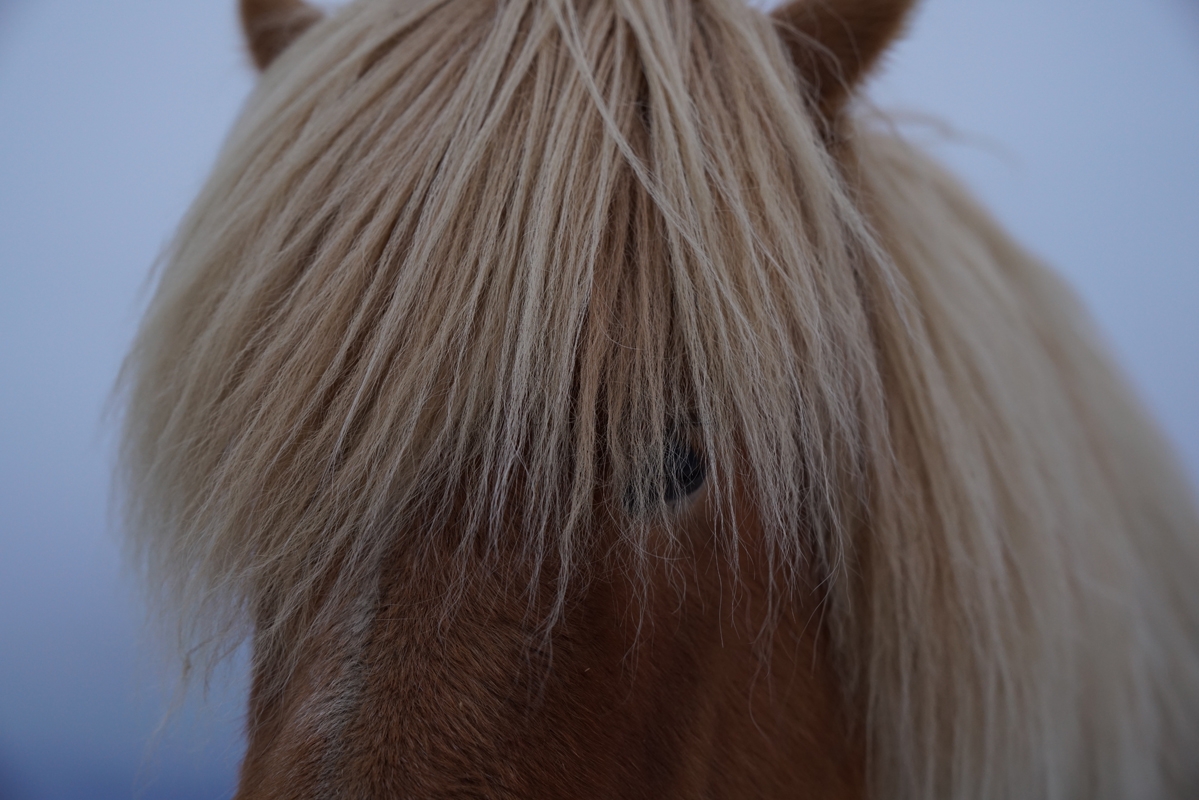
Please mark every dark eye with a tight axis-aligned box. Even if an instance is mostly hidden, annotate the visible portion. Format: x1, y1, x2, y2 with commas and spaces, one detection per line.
663, 438, 706, 503
622, 437, 707, 515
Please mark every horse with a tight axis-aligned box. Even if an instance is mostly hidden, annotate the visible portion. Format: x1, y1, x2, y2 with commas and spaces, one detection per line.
117, 0, 1199, 796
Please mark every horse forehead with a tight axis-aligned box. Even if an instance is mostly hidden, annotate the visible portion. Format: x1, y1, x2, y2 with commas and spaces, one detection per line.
237, 506, 862, 799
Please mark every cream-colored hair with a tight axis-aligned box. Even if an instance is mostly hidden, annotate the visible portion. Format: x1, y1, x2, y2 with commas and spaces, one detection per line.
118, 0, 1199, 796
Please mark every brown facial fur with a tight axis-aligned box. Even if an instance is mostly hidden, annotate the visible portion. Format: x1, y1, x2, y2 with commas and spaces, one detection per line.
235, 487, 864, 799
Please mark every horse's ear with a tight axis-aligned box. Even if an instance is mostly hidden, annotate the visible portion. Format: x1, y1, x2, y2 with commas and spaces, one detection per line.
240, 0, 325, 72
771, 0, 918, 123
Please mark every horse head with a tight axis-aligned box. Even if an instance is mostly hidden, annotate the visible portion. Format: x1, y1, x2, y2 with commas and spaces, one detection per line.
119, 0, 1199, 796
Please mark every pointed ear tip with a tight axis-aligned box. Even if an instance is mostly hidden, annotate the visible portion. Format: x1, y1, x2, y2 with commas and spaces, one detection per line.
769, 0, 920, 120
240, 0, 325, 72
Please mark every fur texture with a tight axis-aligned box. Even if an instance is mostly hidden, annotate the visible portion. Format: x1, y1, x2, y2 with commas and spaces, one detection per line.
235, 490, 866, 798
118, 0, 1199, 795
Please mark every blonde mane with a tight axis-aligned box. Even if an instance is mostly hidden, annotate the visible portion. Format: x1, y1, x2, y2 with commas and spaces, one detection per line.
118, 0, 1199, 796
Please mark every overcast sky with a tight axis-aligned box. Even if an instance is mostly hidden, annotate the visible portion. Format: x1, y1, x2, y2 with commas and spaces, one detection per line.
1, 1, 1196, 798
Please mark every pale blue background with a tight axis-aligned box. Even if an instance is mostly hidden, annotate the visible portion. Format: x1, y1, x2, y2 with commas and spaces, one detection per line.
1, 1, 1196, 798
